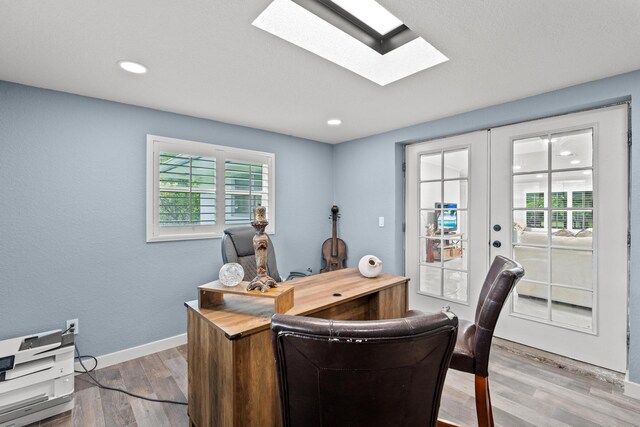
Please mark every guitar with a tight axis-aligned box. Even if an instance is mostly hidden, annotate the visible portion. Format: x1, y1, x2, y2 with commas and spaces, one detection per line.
321, 205, 347, 273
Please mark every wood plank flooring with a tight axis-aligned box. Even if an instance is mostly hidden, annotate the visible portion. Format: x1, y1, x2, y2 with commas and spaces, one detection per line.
27, 344, 640, 426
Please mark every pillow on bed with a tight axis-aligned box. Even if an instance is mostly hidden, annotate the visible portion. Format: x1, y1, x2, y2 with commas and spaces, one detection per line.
553, 229, 574, 237
575, 229, 593, 238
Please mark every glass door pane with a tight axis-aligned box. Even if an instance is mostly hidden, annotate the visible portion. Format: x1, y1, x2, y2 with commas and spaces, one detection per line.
418, 148, 469, 303
511, 129, 594, 331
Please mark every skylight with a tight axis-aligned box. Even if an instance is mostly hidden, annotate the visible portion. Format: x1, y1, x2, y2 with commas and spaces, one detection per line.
330, 0, 403, 36
252, 0, 448, 86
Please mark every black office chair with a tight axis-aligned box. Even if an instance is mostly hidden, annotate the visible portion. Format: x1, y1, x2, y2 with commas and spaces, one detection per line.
221, 226, 311, 282
271, 312, 460, 427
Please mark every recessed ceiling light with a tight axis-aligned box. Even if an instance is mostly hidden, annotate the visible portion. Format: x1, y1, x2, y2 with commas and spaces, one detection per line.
583, 170, 592, 175
570, 159, 581, 165
327, 119, 342, 126
118, 60, 147, 74
513, 165, 522, 170
536, 174, 543, 178
559, 150, 573, 156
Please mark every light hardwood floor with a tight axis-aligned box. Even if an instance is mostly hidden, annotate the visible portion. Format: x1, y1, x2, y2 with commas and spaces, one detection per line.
27, 344, 640, 427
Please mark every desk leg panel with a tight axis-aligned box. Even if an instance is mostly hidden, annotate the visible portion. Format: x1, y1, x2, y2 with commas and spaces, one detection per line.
368, 281, 408, 320
234, 331, 280, 427
188, 309, 235, 427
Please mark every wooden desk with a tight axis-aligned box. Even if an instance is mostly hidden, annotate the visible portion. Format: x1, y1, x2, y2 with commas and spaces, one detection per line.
185, 268, 409, 427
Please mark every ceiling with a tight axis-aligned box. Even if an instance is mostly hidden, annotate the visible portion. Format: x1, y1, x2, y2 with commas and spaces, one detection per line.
1, 0, 639, 144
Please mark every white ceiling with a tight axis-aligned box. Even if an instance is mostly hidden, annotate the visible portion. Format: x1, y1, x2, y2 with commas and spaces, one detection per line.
1, 0, 639, 144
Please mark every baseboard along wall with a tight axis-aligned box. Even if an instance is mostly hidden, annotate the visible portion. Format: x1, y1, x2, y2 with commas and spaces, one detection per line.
74, 333, 187, 373
624, 373, 640, 400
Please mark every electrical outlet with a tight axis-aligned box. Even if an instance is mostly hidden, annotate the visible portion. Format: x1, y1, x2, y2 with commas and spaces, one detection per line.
66, 318, 79, 335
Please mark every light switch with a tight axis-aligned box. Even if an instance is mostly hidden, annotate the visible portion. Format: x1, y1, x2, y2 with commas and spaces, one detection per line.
378, 216, 385, 227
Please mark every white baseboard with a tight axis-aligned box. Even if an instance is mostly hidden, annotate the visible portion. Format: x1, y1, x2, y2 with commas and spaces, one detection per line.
75, 333, 187, 372
624, 373, 640, 400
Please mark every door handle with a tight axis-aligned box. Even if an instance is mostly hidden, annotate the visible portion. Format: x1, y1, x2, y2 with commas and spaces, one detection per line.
493, 224, 502, 232
492, 241, 502, 248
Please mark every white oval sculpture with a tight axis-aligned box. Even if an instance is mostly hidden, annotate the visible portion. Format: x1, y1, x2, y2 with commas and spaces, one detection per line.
358, 255, 382, 278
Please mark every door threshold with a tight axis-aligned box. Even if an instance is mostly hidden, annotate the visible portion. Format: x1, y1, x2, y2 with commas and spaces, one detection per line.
493, 337, 624, 386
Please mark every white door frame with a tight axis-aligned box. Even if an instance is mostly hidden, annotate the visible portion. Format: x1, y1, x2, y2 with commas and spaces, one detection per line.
404, 104, 629, 372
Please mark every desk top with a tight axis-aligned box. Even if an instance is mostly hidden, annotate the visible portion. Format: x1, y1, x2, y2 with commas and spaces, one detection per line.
185, 268, 408, 340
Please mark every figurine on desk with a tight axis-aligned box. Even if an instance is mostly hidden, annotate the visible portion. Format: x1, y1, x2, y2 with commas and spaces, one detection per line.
246, 206, 278, 292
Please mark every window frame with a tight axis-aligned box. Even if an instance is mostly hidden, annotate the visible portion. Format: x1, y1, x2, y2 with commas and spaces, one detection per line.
293, 0, 417, 55
146, 135, 275, 242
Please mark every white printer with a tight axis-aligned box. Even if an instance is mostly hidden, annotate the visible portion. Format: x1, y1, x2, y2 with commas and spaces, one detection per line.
0, 330, 75, 427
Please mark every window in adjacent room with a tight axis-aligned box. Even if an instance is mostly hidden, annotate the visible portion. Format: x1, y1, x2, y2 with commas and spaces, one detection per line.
572, 190, 593, 229
146, 135, 275, 242
550, 191, 568, 229
525, 191, 567, 229
525, 192, 544, 228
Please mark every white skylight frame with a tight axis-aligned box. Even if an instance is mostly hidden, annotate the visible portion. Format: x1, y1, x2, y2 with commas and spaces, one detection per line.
330, 0, 403, 36
252, 0, 448, 86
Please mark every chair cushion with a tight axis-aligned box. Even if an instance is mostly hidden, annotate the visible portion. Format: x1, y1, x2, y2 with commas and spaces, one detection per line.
449, 318, 476, 374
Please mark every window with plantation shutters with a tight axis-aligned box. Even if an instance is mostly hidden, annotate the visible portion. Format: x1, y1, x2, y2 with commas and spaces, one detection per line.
159, 153, 216, 226
224, 159, 270, 225
147, 135, 275, 242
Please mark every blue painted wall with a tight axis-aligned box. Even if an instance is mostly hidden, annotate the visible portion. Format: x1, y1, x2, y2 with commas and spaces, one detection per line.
2, 71, 640, 382
334, 69, 640, 381
0, 81, 333, 356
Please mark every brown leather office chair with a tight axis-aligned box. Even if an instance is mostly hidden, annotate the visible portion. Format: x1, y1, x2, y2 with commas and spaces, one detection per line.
449, 255, 524, 427
271, 312, 459, 427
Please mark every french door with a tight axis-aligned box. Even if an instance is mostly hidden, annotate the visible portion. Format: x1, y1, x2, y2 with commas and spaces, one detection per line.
489, 105, 628, 372
405, 131, 489, 323
406, 105, 629, 372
